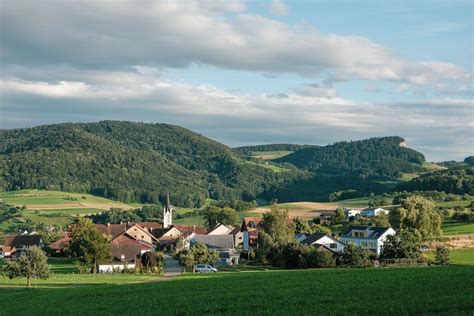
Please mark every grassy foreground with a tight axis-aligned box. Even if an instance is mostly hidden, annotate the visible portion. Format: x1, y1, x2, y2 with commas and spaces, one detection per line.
0, 266, 473, 315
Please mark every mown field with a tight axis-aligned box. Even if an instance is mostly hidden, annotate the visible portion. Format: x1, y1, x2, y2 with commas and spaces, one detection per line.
0, 266, 473, 315
442, 220, 474, 235
251, 150, 294, 160
424, 248, 474, 266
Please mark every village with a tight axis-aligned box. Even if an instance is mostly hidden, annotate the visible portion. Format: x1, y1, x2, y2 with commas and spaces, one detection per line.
1, 193, 437, 274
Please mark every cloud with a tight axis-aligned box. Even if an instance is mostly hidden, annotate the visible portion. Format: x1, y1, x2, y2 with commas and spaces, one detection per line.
1, 0, 471, 95
269, 0, 290, 16
1, 70, 472, 161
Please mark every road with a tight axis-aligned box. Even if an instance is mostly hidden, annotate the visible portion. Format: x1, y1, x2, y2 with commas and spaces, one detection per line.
163, 254, 183, 277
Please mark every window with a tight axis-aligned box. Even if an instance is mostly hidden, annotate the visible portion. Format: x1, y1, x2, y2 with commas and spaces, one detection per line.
330, 243, 337, 249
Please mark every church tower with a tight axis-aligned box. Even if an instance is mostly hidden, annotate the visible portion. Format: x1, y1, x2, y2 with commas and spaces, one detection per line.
163, 193, 173, 228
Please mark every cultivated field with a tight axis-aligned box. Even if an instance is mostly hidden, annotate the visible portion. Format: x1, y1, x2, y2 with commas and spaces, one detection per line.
254, 202, 341, 218
251, 150, 293, 160
0, 266, 472, 315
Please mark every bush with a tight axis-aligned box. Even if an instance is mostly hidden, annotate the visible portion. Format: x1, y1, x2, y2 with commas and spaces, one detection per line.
435, 246, 450, 266
307, 249, 336, 268
338, 244, 371, 268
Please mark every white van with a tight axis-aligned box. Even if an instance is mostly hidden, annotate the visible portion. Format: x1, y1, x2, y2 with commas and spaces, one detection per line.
195, 264, 217, 273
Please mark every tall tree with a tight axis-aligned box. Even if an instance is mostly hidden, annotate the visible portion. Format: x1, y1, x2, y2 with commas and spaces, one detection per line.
68, 218, 111, 273
390, 195, 442, 240
262, 203, 295, 245
380, 230, 421, 259
3, 246, 50, 287
203, 206, 239, 229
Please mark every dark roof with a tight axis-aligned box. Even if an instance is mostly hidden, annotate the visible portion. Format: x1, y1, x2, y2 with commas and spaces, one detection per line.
301, 232, 326, 245
135, 222, 163, 231
4, 235, 42, 248
149, 228, 170, 239
344, 226, 392, 239
193, 234, 235, 249
95, 224, 127, 238
110, 243, 141, 262
229, 226, 241, 235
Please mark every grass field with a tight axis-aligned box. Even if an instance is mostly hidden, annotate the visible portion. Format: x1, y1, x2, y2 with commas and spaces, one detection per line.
442, 220, 474, 235
424, 248, 474, 265
0, 266, 472, 315
0, 189, 135, 227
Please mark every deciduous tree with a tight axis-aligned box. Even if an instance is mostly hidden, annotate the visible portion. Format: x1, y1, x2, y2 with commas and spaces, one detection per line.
3, 246, 50, 287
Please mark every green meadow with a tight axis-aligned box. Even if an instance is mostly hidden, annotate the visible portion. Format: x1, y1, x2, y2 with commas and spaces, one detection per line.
424, 248, 474, 266
0, 266, 473, 315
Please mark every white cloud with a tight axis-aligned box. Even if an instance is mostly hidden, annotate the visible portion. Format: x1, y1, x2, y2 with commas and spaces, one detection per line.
1, 70, 472, 160
269, 0, 289, 16
1, 0, 471, 95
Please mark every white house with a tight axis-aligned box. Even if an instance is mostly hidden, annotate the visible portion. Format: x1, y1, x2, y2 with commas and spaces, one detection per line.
207, 223, 234, 235
339, 226, 396, 257
344, 208, 362, 220
360, 207, 389, 218
301, 232, 345, 253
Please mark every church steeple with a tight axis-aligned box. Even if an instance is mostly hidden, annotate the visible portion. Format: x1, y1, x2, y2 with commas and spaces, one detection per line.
163, 193, 173, 228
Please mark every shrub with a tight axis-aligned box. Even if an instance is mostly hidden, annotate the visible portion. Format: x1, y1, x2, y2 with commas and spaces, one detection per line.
435, 246, 450, 266
338, 244, 371, 268
307, 249, 336, 268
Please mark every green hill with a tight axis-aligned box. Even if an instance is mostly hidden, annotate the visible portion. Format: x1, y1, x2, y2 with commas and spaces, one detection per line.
0, 121, 292, 207
276, 136, 425, 178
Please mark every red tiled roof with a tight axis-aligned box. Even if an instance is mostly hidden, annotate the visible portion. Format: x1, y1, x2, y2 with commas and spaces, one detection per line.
135, 222, 163, 231
95, 224, 127, 238
243, 217, 264, 226
114, 238, 153, 250
1, 246, 16, 254
48, 235, 71, 250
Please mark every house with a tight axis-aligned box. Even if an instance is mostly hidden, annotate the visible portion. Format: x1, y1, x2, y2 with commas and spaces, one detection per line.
360, 207, 389, 218
339, 226, 396, 257
3, 235, 42, 255
190, 234, 239, 266
48, 234, 71, 256
95, 223, 159, 245
207, 223, 234, 235
241, 217, 264, 249
345, 208, 362, 220
295, 233, 308, 243
98, 243, 142, 273
0, 246, 16, 258
319, 212, 336, 225
301, 232, 345, 253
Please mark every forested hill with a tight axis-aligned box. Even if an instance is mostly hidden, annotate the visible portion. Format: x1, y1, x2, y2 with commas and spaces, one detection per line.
0, 122, 433, 205
234, 144, 318, 156
0, 121, 296, 207
276, 136, 425, 178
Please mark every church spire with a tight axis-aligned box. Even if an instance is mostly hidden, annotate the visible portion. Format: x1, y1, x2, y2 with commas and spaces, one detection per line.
163, 193, 173, 229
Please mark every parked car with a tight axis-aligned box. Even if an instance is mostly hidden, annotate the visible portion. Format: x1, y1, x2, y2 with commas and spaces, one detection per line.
195, 264, 217, 273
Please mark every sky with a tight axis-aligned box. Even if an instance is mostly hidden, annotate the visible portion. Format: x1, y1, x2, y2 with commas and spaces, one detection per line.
0, 0, 473, 161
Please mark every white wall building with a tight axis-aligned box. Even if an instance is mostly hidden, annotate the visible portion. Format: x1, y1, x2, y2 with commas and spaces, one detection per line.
360, 207, 389, 218
340, 226, 396, 257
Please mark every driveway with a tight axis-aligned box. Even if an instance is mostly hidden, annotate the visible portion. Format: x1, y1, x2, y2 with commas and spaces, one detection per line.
163, 254, 183, 277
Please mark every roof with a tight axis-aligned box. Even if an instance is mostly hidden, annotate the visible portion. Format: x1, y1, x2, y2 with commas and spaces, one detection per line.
301, 233, 326, 245
48, 235, 71, 250
1, 246, 16, 253
135, 222, 163, 231
95, 224, 127, 238
173, 225, 208, 235
192, 234, 235, 249
229, 226, 241, 235
4, 235, 42, 248
114, 238, 153, 250
343, 226, 393, 239
243, 217, 263, 226
110, 243, 141, 262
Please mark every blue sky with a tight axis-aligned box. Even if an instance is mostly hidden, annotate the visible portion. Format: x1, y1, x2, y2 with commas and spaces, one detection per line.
0, 0, 472, 161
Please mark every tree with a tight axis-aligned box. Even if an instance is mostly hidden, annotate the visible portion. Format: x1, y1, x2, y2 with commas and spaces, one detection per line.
294, 217, 312, 234
380, 230, 421, 259
333, 207, 346, 224
68, 218, 112, 273
3, 246, 50, 287
309, 223, 332, 235
307, 249, 336, 268
435, 246, 450, 266
338, 244, 371, 268
180, 251, 196, 272
141, 251, 158, 272
203, 206, 239, 229
390, 196, 442, 241
262, 203, 295, 245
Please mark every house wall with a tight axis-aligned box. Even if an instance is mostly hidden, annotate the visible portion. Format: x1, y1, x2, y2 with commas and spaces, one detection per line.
233, 231, 244, 247
125, 226, 154, 244
98, 263, 135, 273
208, 225, 232, 235
311, 236, 345, 252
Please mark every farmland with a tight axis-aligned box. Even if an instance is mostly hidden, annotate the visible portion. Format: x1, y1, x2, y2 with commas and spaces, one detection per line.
0, 266, 473, 315
251, 150, 294, 160
424, 248, 474, 265
442, 220, 474, 235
